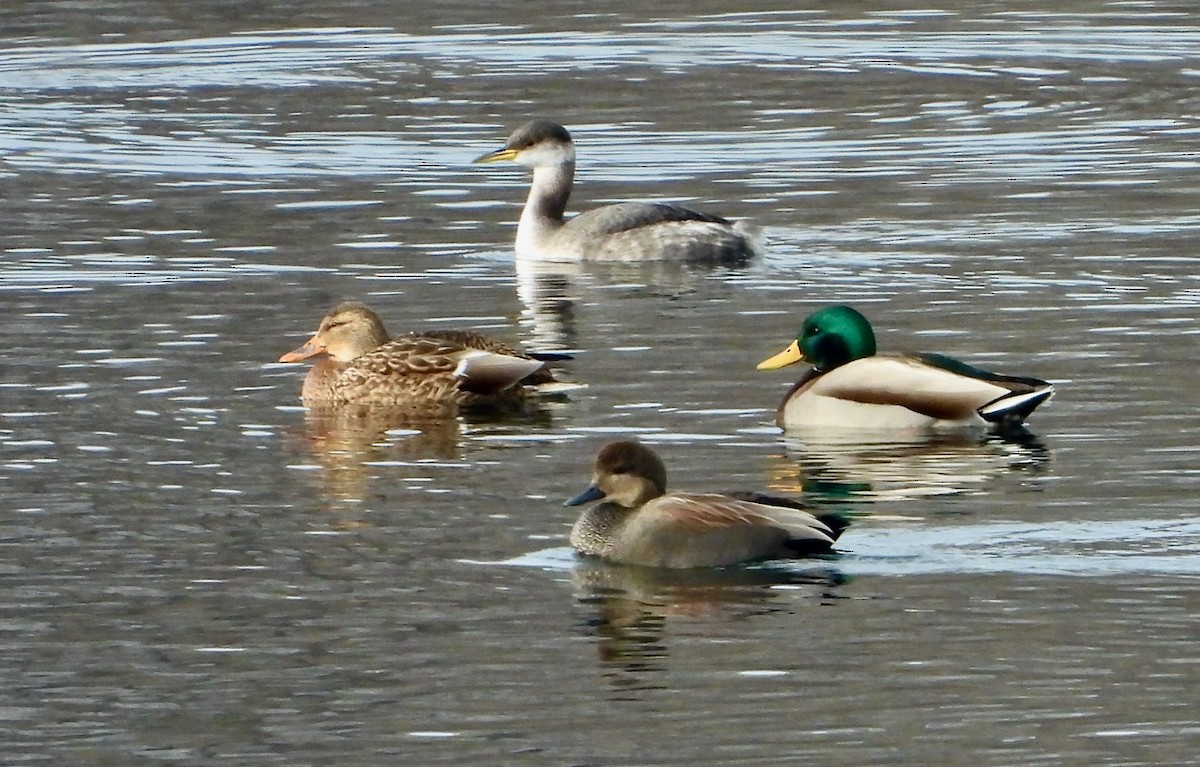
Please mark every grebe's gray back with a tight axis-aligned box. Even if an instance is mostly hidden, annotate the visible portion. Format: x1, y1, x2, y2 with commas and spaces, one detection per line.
474, 119, 758, 263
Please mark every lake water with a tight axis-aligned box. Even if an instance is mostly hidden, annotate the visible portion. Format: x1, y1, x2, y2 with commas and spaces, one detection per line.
2, 1, 1198, 765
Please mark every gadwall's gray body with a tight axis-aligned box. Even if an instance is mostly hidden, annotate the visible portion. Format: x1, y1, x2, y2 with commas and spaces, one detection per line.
565, 440, 847, 568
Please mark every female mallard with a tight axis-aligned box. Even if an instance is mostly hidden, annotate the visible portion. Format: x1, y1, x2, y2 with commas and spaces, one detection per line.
565, 439, 847, 568
474, 119, 757, 263
278, 302, 556, 409
757, 305, 1055, 432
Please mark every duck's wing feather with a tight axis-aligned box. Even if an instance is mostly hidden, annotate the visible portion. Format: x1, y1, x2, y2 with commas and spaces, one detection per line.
351, 337, 462, 376
725, 491, 850, 542
977, 386, 1055, 423
914, 352, 1051, 392
452, 351, 545, 395
340, 337, 543, 397
916, 353, 1054, 422
612, 493, 834, 567
408, 330, 526, 357
407, 330, 564, 383
646, 493, 834, 542
565, 202, 732, 239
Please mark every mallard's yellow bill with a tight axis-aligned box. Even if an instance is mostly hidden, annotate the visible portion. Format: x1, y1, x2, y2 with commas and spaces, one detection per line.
756, 340, 805, 370
473, 148, 519, 164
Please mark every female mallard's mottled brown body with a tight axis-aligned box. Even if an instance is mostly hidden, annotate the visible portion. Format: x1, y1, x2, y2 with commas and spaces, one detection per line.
279, 303, 552, 409
564, 440, 848, 569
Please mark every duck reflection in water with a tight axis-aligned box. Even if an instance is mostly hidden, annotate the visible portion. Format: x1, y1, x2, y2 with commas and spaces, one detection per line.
515, 258, 580, 354
284, 402, 559, 510
570, 560, 847, 694
283, 405, 462, 509
764, 430, 1051, 504
514, 254, 748, 353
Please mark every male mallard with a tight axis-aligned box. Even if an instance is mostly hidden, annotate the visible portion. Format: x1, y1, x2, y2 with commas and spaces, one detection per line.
278, 302, 557, 409
757, 305, 1054, 432
474, 119, 757, 263
565, 439, 847, 568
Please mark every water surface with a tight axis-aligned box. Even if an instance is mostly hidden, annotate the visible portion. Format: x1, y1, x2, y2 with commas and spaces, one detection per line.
1, 2, 1198, 765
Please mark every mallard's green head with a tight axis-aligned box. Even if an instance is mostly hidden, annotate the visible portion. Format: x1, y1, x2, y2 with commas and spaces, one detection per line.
758, 305, 877, 372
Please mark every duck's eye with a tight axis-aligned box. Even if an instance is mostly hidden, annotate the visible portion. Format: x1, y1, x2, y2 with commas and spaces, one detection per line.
806, 325, 819, 336
612, 464, 632, 475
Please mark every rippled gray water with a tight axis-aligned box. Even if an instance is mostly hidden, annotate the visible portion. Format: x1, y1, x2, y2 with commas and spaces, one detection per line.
2, 2, 1198, 765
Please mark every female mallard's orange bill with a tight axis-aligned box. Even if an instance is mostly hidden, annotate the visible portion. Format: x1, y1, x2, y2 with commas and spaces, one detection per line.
278, 338, 326, 363
756, 340, 805, 370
